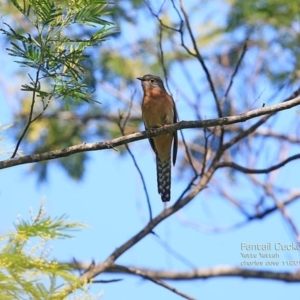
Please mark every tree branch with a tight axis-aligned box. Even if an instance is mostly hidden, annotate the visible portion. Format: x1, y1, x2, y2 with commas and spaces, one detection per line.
1, 95, 300, 170
217, 154, 300, 174
64, 262, 300, 283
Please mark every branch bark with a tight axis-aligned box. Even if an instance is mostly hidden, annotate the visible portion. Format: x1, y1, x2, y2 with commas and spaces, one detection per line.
64, 262, 300, 283
1, 95, 300, 170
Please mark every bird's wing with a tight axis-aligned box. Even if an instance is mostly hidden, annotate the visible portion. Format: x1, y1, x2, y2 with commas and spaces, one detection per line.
172, 98, 178, 166
148, 135, 157, 155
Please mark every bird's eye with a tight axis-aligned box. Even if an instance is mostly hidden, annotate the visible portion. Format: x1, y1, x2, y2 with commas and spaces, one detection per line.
150, 79, 155, 83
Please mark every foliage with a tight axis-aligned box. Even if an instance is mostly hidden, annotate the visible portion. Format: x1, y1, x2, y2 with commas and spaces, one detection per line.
0, 203, 87, 299
227, 0, 300, 84
0, 0, 116, 177
1, 0, 115, 104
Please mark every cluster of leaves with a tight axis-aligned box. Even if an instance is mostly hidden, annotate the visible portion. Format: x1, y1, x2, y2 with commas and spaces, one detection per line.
0, 203, 87, 299
1, 0, 115, 104
227, 0, 300, 85
0, 0, 117, 177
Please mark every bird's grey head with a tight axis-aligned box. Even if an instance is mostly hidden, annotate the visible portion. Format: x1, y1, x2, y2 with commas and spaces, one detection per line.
137, 74, 165, 91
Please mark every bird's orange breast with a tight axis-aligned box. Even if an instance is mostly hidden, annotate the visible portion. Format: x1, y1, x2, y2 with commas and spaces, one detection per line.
142, 89, 174, 129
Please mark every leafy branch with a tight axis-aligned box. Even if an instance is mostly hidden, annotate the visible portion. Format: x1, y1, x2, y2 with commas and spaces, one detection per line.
0, 0, 116, 158
0, 202, 87, 299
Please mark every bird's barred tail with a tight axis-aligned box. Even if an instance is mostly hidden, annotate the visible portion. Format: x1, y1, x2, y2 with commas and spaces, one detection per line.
156, 157, 171, 202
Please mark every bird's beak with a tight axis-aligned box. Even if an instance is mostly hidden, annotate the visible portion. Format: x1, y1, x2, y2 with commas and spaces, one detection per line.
137, 77, 143, 81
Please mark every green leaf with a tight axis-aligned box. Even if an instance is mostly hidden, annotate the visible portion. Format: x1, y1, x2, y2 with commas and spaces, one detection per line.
0, 202, 87, 298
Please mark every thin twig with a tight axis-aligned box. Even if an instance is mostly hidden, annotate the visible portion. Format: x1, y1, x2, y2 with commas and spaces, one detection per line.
92, 279, 123, 283
158, 23, 171, 91
178, 0, 221, 118
215, 192, 300, 233
125, 266, 196, 300
11, 68, 42, 158
250, 175, 300, 243
178, 0, 225, 156
217, 154, 300, 174
200, 127, 209, 177
180, 129, 198, 176
222, 39, 249, 101
153, 234, 196, 269
117, 99, 153, 222
144, 0, 175, 93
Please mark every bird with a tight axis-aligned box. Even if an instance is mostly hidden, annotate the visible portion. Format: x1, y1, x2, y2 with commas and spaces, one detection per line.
137, 74, 178, 202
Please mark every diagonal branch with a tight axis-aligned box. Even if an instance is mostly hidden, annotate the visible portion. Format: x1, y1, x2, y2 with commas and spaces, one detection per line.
1, 95, 300, 170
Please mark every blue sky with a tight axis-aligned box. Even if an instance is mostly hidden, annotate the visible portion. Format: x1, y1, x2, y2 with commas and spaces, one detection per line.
1, 1, 300, 299
1, 145, 300, 300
